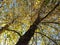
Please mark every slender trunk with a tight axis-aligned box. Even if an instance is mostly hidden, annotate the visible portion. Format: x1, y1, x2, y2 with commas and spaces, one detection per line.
16, 15, 40, 45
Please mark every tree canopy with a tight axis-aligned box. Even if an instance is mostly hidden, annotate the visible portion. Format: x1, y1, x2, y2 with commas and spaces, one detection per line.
0, 0, 60, 45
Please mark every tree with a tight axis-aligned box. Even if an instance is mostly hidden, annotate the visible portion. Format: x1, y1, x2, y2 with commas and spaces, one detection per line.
0, 0, 60, 45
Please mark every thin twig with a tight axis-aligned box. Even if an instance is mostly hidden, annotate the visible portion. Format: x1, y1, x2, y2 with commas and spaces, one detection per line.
35, 32, 58, 45
5, 29, 21, 37
40, 22, 60, 24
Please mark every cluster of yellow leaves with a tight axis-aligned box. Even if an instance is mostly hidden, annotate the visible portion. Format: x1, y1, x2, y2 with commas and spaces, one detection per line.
0, 30, 19, 45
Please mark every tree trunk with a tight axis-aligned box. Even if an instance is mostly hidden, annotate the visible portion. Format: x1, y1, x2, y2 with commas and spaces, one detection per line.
16, 15, 40, 45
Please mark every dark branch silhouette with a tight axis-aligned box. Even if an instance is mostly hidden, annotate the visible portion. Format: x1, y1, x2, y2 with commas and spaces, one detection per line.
35, 32, 58, 45
0, 16, 20, 35
40, 22, 60, 24
0, 15, 21, 37
5, 29, 21, 36
16, 1, 60, 45
40, 2, 60, 22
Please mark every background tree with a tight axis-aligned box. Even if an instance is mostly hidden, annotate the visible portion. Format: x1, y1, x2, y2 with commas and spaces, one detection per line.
0, 0, 60, 45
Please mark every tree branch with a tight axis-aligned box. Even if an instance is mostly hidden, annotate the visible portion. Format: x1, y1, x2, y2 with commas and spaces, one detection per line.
35, 32, 58, 45
40, 2, 60, 21
5, 29, 21, 37
0, 16, 19, 33
41, 22, 60, 24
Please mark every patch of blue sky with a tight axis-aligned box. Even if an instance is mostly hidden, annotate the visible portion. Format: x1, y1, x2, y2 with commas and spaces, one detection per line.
9, 3, 13, 8
3, 3, 6, 6
37, 40, 41, 45
0, 4, 2, 7
10, 3, 18, 8
9, 0, 17, 8
50, 28, 55, 32
3, 3, 7, 9
14, 3, 18, 7
4, 9, 9, 12
51, 34, 57, 39
58, 32, 60, 36
12, 0, 18, 7
2, 3, 9, 12
4, 34, 7, 39
13, 0, 16, 3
